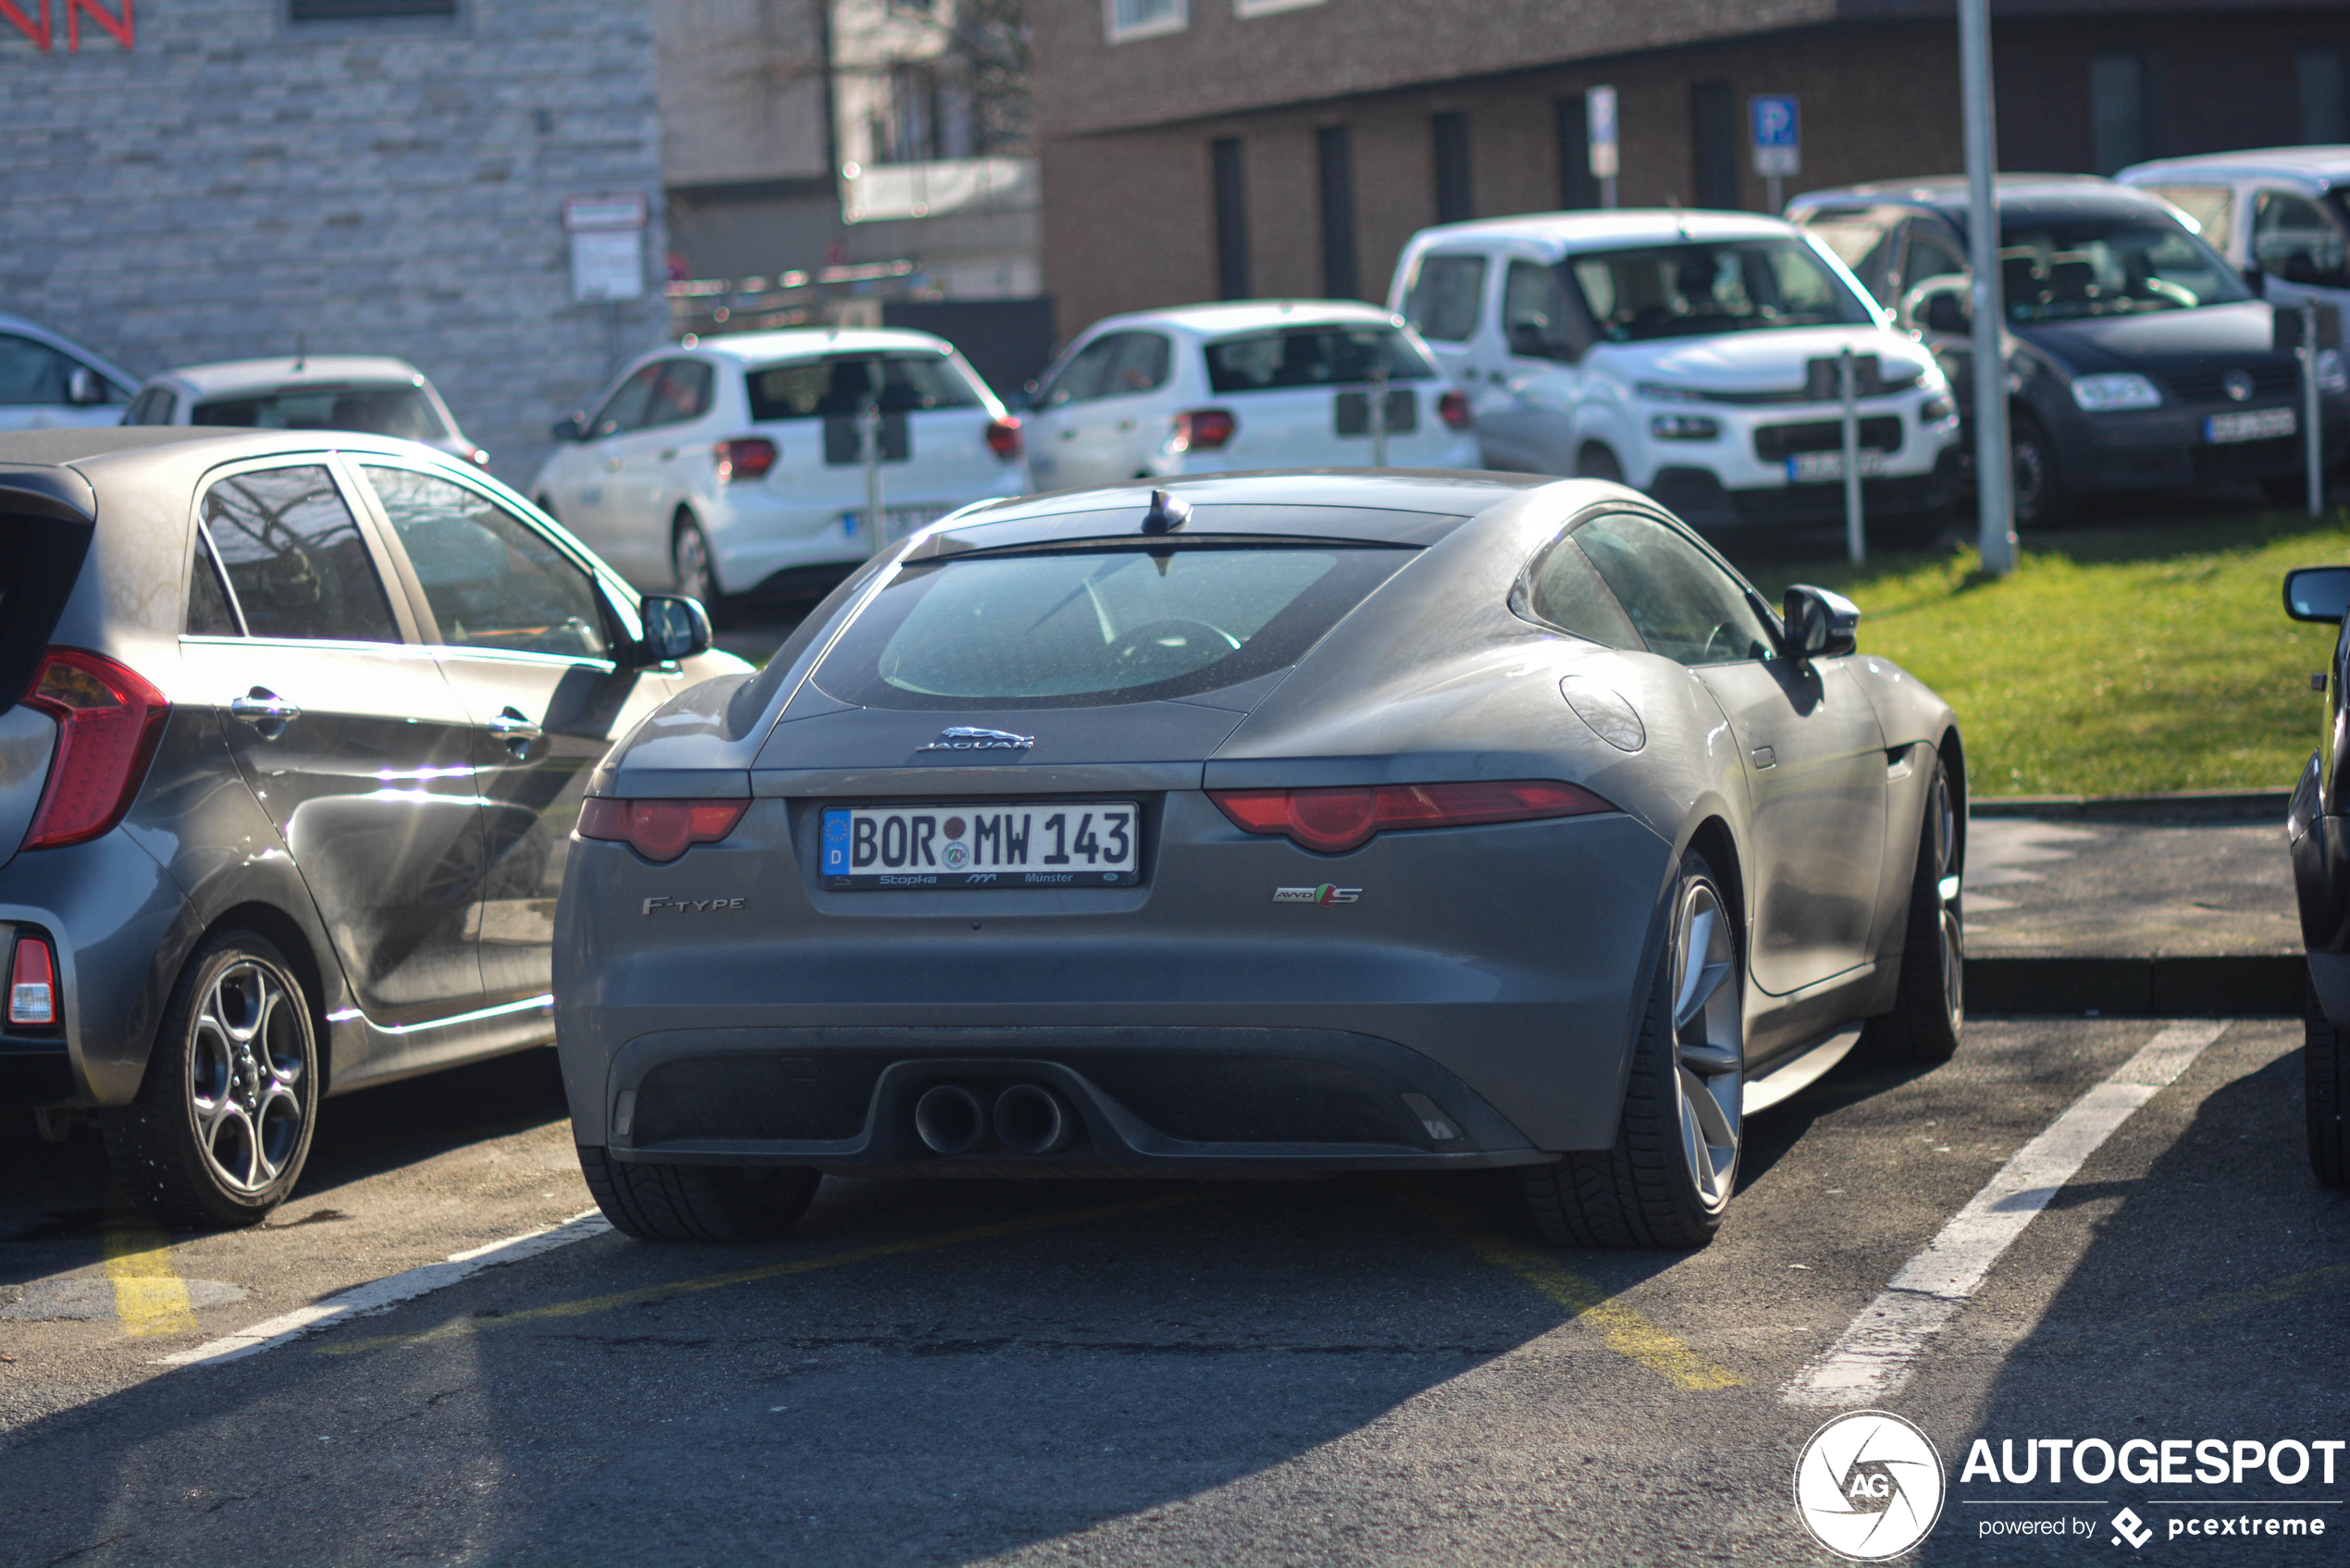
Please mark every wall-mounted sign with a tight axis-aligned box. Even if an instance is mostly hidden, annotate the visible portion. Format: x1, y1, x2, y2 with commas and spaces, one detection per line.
563, 193, 649, 303
4, 0, 135, 52
1587, 85, 1619, 180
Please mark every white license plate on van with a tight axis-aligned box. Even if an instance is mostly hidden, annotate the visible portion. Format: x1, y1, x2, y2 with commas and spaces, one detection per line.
1786, 450, 1888, 482
819, 802, 1140, 889
2204, 407, 2295, 444
838, 506, 951, 544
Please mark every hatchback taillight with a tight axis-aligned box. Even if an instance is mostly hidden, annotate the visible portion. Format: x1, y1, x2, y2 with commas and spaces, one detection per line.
20, 648, 171, 851
714, 438, 778, 483
1170, 409, 1237, 453
577, 796, 748, 862
1208, 780, 1613, 855
8, 932, 57, 1028
1439, 390, 1473, 431
985, 415, 1023, 461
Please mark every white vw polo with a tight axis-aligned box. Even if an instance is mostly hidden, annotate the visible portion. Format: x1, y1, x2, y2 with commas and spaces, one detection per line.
529, 328, 1026, 611
1388, 211, 1962, 527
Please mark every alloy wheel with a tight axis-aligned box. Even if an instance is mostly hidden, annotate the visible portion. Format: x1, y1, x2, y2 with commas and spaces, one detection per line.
674, 521, 716, 602
187, 958, 306, 1195
1926, 772, 1964, 1032
1669, 878, 1743, 1212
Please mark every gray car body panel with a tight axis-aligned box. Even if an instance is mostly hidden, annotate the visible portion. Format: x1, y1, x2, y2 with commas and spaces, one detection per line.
555, 471, 1962, 1170
0, 427, 746, 1108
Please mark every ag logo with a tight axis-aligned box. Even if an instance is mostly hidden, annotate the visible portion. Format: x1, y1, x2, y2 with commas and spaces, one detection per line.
1793, 1410, 1945, 1561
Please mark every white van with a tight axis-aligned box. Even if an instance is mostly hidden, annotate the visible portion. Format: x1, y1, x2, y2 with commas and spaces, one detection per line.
2119, 146, 2350, 325
1387, 211, 1961, 526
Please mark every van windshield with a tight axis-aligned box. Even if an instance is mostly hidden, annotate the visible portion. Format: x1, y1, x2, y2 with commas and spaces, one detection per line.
1995, 217, 2251, 322
1568, 238, 1874, 341
811, 544, 1412, 710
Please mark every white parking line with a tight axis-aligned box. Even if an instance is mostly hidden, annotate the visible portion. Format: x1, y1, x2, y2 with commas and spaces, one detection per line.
1782, 1020, 2225, 1408
154, 1210, 611, 1368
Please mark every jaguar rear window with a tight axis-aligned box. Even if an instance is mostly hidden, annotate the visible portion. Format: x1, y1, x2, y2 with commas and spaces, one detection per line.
810, 544, 1411, 710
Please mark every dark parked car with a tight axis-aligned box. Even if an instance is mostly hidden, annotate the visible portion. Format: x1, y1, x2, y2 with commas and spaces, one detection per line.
2282, 564, 2350, 1189
554, 474, 1965, 1250
1, 428, 740, 1226
1791, 175, 2348, 525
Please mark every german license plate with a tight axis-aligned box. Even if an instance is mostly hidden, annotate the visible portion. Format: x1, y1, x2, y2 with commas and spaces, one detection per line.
2204, 407, 2295, 444
1786, 449, 1887, 482
838, 506, 951, 544
819, 801, 1140, 888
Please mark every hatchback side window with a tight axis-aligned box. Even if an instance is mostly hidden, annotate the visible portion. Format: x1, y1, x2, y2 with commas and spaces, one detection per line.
202, 465, 402, 644
1108, 333, 1172, 396
364, 465, 610, 660
588, 362, 665, 438
646, 360, 714, 427
1403, 253, 1487, 342
1527, 535, 1640, 648
186, 527, 242, 636
1571, 512, 1777, 667
1038, 334, 1127, 409
2254, 190, 2350, 289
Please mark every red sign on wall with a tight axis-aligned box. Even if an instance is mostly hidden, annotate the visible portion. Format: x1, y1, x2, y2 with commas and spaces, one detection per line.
5, 0, 136, 52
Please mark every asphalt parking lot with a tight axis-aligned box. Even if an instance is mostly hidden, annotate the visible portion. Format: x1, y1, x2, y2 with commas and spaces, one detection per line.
2, 1013, 2341, 1566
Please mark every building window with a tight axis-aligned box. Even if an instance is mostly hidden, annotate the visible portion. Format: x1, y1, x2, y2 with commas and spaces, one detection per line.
1690, 80, 1738, 209
1555, 94, 1599, 211
2303, 47, 2347, 144
1107, 0, 1186, 43
1212, 138, 1250, 300
2089, 52, 2150, 175
288, 0, 455, 19
1432, 112, 1472, 226
1317, 126, 1358, 300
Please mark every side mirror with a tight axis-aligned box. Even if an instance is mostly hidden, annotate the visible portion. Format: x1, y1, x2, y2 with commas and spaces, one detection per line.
550, 412, 587, 442
1783, 584, 1861, 659
638, 593, 712, 663
66, 366, 108, 406
2284, 566, 2350, 623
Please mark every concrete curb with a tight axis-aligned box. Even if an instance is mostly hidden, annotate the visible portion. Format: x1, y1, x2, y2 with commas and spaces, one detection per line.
1973, 790, 2289, 825
1972, 955, 2303, 1017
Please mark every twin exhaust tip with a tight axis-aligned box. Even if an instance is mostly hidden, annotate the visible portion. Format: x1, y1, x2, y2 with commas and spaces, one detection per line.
913, 1082, 1077, 1156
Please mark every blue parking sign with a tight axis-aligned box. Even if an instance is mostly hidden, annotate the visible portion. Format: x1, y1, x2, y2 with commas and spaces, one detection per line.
1751, 94, 1800, 177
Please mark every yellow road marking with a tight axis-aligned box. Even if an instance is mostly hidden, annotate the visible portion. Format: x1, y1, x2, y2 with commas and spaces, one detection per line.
105, 1221, 197, 1339
317, 1192, 1202, 1357
1399, 1188, 1742, 1390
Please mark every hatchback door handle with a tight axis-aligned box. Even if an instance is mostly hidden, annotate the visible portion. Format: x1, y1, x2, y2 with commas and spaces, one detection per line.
229, 688, 301, 732
488, 706, 542, 754
604, 457, 624, 472
658, 448, 677, 462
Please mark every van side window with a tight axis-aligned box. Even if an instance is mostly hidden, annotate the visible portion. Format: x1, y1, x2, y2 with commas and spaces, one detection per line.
1503, 261, 1582, 360
1403, 253, 1487, 342
2254, 190, 2350, 290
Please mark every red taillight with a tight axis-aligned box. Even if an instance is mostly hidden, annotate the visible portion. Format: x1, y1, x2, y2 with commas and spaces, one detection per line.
1209, 780, 1613, 855
714, 438, 778, 483
577, 796, 748, 862
8, 933, 56, 1028
1439, 389, 1473, 431
20, 649, 171, 851
985, 415, 1023, 461
1170, 409, 1237, 453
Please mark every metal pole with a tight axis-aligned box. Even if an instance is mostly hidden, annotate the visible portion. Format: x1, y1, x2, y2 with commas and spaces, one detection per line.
1767, 172, 1784, 216
860, 394, 884, 557
2307, 298, 2324, 518
1959, 0, 2015, 574
1840, 347, 1864, 564
1602, 174, 1618, 211
1369, 363, 1389, 468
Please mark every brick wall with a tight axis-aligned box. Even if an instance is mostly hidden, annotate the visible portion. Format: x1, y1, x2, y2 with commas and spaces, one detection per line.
0, 0, 670, 488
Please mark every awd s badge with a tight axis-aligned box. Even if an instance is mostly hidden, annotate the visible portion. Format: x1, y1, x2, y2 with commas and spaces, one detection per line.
1274, 884, 1361, 906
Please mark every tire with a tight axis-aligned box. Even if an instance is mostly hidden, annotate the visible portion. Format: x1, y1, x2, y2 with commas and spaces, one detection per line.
102, 931, 318, 1229
1576, 444, 1626, 483
1521, 850, 1742, 1249
2307, 979, 2349, 1189
1864, 756, 1965, 1064
579, 1145, 819, 1242
2010, 414, 2072, 529
671, 512, 736, 628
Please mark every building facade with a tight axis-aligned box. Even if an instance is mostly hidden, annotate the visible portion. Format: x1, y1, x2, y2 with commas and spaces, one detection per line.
4, 0, 670, 486
1033, 1, 2350, 340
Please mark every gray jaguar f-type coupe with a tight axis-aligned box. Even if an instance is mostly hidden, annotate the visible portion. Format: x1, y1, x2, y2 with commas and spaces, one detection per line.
554, 472, 1965, 1249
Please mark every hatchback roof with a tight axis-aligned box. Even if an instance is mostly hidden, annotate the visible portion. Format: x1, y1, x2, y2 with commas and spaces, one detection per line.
1084, 300, 1404, 337
1408, 209, 1803, 253
2120, 145, 2350, 189
688, 327, 955, 363
154, 355, 432, 396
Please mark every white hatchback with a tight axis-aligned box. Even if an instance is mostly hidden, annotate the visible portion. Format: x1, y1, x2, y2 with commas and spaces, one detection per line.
1020, 302, 1478, 491
1388, 212, 1961, 527
530, 328, 1025, 608
121, 355, 485, 466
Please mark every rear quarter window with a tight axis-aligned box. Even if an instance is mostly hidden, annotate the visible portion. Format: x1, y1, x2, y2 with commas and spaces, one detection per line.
810, 544, 1414, 710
